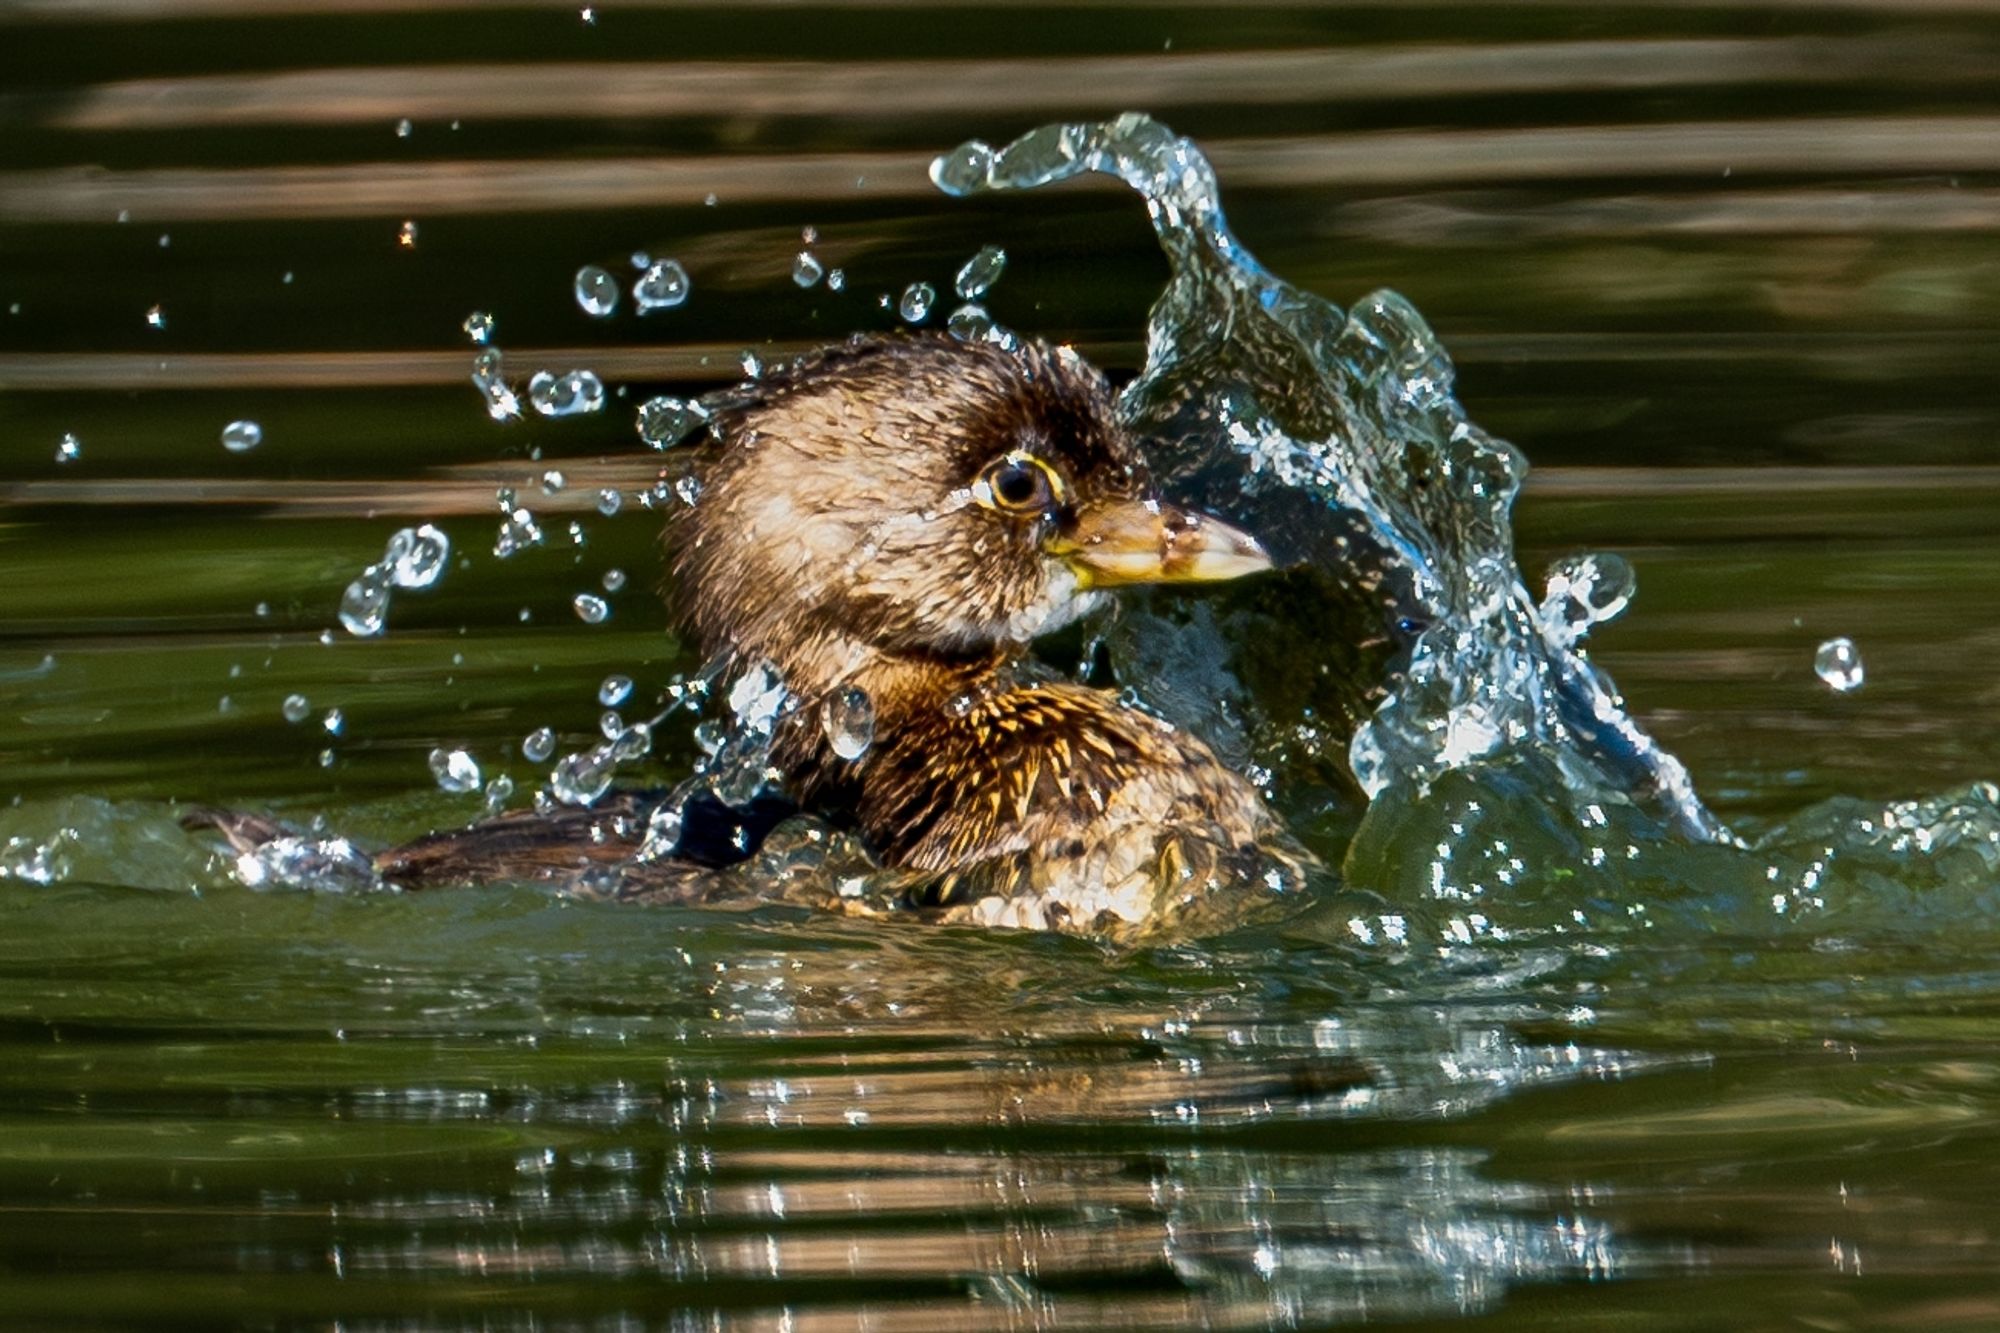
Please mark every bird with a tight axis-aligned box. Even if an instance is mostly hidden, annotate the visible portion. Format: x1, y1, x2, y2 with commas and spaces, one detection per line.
190, 334, 1314, 938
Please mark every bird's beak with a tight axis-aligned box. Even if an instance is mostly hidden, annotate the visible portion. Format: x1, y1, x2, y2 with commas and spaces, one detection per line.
1046, 497, 1273, 588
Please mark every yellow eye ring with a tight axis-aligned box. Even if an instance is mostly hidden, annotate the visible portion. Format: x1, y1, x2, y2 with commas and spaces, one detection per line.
974, 453, 1063, 515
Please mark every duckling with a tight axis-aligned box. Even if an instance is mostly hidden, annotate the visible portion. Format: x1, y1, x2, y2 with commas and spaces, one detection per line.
195, 334, 1313, 936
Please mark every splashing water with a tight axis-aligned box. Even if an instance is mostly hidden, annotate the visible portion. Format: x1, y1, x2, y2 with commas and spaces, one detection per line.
935, 114, 1726, 843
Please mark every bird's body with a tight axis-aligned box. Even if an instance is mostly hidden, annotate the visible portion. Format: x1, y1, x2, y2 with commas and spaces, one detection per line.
193, 334, 1312, 937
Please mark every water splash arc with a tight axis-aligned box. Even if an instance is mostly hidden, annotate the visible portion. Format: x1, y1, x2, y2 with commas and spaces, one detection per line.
935, 113, 1727, 844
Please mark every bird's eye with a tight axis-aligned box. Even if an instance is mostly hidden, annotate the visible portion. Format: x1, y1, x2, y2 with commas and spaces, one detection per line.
976, 454, 1061, 515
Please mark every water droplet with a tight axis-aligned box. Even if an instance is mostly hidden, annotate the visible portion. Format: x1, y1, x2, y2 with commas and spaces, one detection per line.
929, 139, 995, 195
946, 303, 994, 343
461, 311, 495, 345
429, 746, 481, 793
1815, 637, 1865, 692
528, 368, 605, 418
318, 748, 336, 768
611, 721, 651, 761
221, 419, 263, 453
632, 259, 689, 312
338, 567, 390, 637
573, 264, 619, 317
282, 693, 311, 723
954, 244, 1006, 299
323, 708, 345, 737
739, 350, 763, 378
792, 251, 825, 288
596, 488, 623, 516
898, 282, 936, 323
598, 709, 624, 740
598, 674, 634, 707
601, 568, 626, 593
820, 685, 876, 760
522, 726, 556, 762
397, 220, 419, 248
573, 593, 610, 624
579, 5, 595, 23
637, 800, 684, 859
541, 469, 566, 494
145, 304, 165, 330
1537, 552, 1636, 649
492, 506, 542, 558
384, 524, 450, 589
484, 773, 515, 811
636, 395, 708, 449
550, 746, 615, 806
470, 348, 519, 421
826, 268, 846, 292
54, 432, 80, 464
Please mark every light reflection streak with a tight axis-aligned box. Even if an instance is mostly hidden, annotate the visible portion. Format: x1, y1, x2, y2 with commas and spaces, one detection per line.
7, 119, 2000, 222
34, 38, 1977, 130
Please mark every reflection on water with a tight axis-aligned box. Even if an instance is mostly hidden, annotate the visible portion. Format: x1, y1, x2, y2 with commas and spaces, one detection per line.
6, 0, 2000, 1325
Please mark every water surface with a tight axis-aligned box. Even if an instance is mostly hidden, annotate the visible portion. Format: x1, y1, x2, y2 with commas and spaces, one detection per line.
5, 2, 2000, 1326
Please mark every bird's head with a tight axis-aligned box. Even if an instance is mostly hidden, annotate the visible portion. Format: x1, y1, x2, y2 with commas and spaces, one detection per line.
667, 334, 1270, 690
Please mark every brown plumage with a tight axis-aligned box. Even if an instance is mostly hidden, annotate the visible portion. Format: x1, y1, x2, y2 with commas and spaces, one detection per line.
191, 334, 1313, 937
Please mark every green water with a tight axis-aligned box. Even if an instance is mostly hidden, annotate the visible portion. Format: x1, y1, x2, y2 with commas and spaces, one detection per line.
6, 2, 2000, 1326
